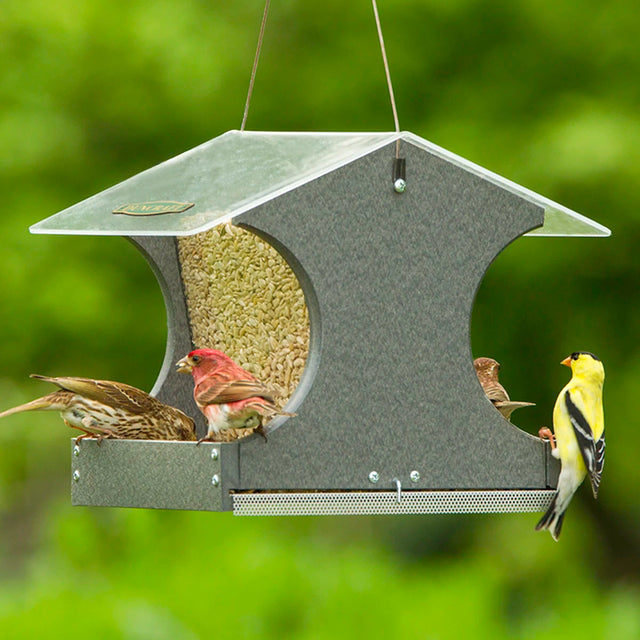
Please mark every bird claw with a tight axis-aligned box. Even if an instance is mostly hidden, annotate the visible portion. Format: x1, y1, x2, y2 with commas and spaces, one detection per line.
75, 434, 103, 446
538, 426, 556, 450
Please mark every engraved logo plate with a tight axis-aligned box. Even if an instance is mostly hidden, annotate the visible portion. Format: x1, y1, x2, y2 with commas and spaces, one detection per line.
113, 201, 195, 216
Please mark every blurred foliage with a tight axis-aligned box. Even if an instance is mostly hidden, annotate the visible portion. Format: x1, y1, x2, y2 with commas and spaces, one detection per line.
1, 0, 639, 637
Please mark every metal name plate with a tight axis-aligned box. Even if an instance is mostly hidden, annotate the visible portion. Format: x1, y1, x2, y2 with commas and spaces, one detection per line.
113, 201, 195, 216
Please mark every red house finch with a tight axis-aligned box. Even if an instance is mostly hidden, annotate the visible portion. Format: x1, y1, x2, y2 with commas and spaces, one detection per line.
0, 374, 196, 442
474, 357, 535, 420
176, 349, 294, 443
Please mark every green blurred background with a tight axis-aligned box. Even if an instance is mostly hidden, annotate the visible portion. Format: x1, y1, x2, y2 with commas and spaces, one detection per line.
1, 0, 639, 637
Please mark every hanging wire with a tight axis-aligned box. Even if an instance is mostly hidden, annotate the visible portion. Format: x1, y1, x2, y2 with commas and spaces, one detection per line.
241, 0, 271, 131
242, 0, 401, 162
371, 0, 401, 158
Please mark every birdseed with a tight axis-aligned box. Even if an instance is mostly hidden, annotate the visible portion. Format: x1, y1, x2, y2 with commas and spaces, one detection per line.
177, 223, 309, 441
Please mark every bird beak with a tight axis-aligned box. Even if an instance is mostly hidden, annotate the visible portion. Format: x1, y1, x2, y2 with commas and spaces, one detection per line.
176, 356, 193, 374
560, 356, 572, 368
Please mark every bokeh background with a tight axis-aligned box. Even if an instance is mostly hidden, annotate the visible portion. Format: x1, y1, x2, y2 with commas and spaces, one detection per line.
1, 0, 639, 637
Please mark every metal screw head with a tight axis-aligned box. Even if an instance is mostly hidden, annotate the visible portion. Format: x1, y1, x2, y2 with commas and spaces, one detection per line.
368, 471, 380, 484
211, 474, 220, 487
393, 178, 406, 193
211, 448, 219, 461
72, 470, 80, 482
73, 445, 80, 457
410, 470, 420, 483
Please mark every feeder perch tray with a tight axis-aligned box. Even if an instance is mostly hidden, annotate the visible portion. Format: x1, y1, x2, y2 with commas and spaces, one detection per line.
33, 131, 610, 515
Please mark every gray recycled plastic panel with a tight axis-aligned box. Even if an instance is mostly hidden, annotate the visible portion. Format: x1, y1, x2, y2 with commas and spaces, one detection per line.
71, 439, 239, 511
128, 236, 207, 438
233, 140, 558, 492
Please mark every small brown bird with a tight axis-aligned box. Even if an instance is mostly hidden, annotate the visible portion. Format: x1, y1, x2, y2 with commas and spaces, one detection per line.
473, 357, 535, 420
0, 375, 196, 442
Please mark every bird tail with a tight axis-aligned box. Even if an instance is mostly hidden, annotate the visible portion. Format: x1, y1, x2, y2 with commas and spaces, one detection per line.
259, 402, 296, 420
29, 374, 57, 383
502, 401, 535, 411
0, 394, 65, 419
535, 492, 566, 541
494, 400, 535, 420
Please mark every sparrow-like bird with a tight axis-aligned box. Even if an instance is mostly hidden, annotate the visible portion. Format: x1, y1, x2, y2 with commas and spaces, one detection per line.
0, 375, 196, 442
176, 348, 294, 443
473, 357, 535, 420
536, 352, 605, 541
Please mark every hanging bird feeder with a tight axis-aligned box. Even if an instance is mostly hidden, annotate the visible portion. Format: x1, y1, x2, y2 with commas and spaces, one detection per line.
30, 129, 609, 514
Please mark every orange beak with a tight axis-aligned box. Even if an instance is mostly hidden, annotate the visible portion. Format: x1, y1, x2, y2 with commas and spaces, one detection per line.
560, 356, 572, 367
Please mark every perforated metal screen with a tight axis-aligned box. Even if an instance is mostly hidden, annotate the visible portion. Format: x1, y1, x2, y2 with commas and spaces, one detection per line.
233, 489, 556, 516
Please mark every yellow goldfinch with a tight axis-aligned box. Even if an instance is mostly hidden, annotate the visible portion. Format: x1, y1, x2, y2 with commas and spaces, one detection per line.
536, 352, 605, 541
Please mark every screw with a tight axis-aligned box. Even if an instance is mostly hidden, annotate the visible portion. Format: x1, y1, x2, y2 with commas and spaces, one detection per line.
73, 445, 80, 457
410, 470, 420, 483
368, 471, 380, 484
72, 470, 80, 482
211, 474, 220, 487
211, 448, 219, 461
393, 178, 406, 193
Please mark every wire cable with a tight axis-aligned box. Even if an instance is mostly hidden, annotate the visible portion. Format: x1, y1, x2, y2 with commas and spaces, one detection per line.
241, 0, 271, 131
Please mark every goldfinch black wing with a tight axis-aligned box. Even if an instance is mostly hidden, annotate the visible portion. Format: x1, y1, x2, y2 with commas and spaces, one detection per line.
564, 389, 605, 498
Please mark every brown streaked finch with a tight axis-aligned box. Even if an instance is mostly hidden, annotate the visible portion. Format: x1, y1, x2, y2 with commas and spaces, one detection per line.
0, 375, 196, 442
473, 357, 535, 420
176, 348, 295, 443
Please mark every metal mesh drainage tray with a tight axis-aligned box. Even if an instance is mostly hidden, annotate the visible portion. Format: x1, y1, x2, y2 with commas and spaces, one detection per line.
232, 489, 556, 516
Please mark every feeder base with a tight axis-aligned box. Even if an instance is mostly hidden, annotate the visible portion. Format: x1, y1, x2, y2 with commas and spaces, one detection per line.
232, 489, 556, 516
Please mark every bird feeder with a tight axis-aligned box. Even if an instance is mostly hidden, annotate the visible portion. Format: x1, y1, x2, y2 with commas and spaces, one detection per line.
31, 130, 610, 515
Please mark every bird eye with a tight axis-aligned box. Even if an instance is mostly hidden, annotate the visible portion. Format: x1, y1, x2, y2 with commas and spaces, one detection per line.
571, 352, 579, 360
191, 355, 201, 363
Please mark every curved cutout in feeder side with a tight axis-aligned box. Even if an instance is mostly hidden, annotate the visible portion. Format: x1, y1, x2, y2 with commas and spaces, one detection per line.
32, 131, 610, 514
